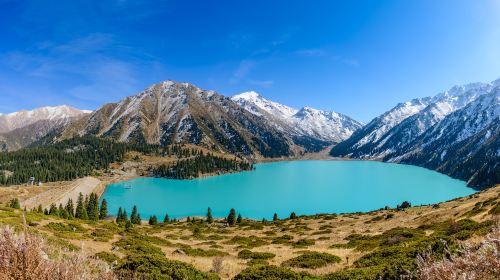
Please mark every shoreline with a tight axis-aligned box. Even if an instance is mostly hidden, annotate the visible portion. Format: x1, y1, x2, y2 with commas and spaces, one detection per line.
11, 150, 481, 212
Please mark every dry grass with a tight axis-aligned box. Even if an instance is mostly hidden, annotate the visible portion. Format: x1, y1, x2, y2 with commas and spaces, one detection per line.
414, 225, 500, 280
0, 226, 115, 280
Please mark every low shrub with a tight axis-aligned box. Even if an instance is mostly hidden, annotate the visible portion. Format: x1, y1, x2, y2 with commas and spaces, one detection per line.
94, 251, 119, 264
225, 235, 268, 248
282, 252, 341, 269
238, 249, 275, 260
234, 265, 314, 280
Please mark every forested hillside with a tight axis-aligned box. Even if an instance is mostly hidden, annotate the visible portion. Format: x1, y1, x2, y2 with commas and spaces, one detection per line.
0, 136, 253, 185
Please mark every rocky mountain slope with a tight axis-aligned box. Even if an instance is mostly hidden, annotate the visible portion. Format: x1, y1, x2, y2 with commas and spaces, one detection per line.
395, 89, 500, 188
58, 81, 312, 158
331, 79, 500, 188
0, 106, 90, 151
232, 91, 362, 142
0, 105, 90, 133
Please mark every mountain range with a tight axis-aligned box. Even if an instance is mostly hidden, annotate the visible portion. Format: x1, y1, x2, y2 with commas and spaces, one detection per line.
0, 106, 90, 151
231, 91, 363, 142
0, 78, 498, 188
331, 79, 500, 188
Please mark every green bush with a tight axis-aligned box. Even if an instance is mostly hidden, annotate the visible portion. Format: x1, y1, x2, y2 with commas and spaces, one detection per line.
45, 222, 86, 233
282, 252, 341, 269
94, 251, 119, 264
234, 265, 315, 280
294, 239, 315, 248
238, 249, 275, 260
271, 234, 293, 244
177, 244, 228, 257
114, 233, 220, 279
225, 235, 268, 248
116, 253, 220, 280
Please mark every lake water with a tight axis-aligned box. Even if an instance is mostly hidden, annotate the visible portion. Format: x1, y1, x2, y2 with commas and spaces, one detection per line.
102, 160, 474, 220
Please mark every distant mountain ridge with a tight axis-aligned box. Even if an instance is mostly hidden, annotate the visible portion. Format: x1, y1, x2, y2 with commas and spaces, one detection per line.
0, 106, 90, 151
0, 105, 90, 134
232, 91, 363, 142
331, 78, 500, 188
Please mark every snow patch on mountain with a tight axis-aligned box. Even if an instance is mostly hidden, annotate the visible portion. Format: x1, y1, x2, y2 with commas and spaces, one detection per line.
232, 91, 362, 142
0, 105, 91, 133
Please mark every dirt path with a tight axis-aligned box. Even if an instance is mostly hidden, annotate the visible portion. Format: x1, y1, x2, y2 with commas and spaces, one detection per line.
22, 177, 102, 209
52, 177, 102, 206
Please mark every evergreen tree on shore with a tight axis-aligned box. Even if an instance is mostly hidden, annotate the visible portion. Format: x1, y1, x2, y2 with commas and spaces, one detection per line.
163, 213, 170, 224
99, 199, 108, 220
149, 215, 158, 225
273, 213, 279, 221
227, 208, 236, 226
122, 210, 129, 223
86, 193, 99, 221
131, 206, 141, 224
116, 207, 123, 224
237, 214, 242, 224
206, 207, 213, 224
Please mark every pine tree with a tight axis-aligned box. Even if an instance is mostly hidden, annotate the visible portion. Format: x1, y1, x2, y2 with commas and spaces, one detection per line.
163, 213, 170, 223
206, 207, 213, 224
273, 213, 279, 221
8, 198, 20, 209
84, 195, 89, 213
237, 213, 242, 224
149, 215, 158, 225
65, 199, 74, 218
37, 204, 43, 213
125, 220, 133, 231
116, 207, 123, 224
58, 204, 64, 217
130, 205, 141, 224
75, 193, 85, 219
49, 203, 58, 216
122, 210, 129, 223
86, 193, 99, 221
289, 212, 297, 219
227, 208, 236, 226
99, 199, 108, 220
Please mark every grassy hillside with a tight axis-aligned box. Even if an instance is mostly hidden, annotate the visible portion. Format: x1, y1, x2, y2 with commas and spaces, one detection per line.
0, 184, 498, 279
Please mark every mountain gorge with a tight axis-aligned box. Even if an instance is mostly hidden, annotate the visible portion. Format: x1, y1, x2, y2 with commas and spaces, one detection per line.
331, 79, 500, 188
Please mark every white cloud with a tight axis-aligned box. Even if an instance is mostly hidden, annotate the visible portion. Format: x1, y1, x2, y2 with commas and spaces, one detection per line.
295, 48, 327, 57
249, 79, 274, 88
230, 59, 257, 83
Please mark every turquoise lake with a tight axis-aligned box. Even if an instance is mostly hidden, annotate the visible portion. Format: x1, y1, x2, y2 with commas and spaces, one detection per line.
102, 160, 474, 220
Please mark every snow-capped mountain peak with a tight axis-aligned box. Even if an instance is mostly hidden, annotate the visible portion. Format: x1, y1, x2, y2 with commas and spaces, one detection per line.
232, 91, 297, 118
232, 91, 362, 142
0, 105, 91, 134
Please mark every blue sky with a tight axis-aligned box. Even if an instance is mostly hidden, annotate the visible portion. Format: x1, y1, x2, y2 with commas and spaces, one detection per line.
0, 0, 499, 122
